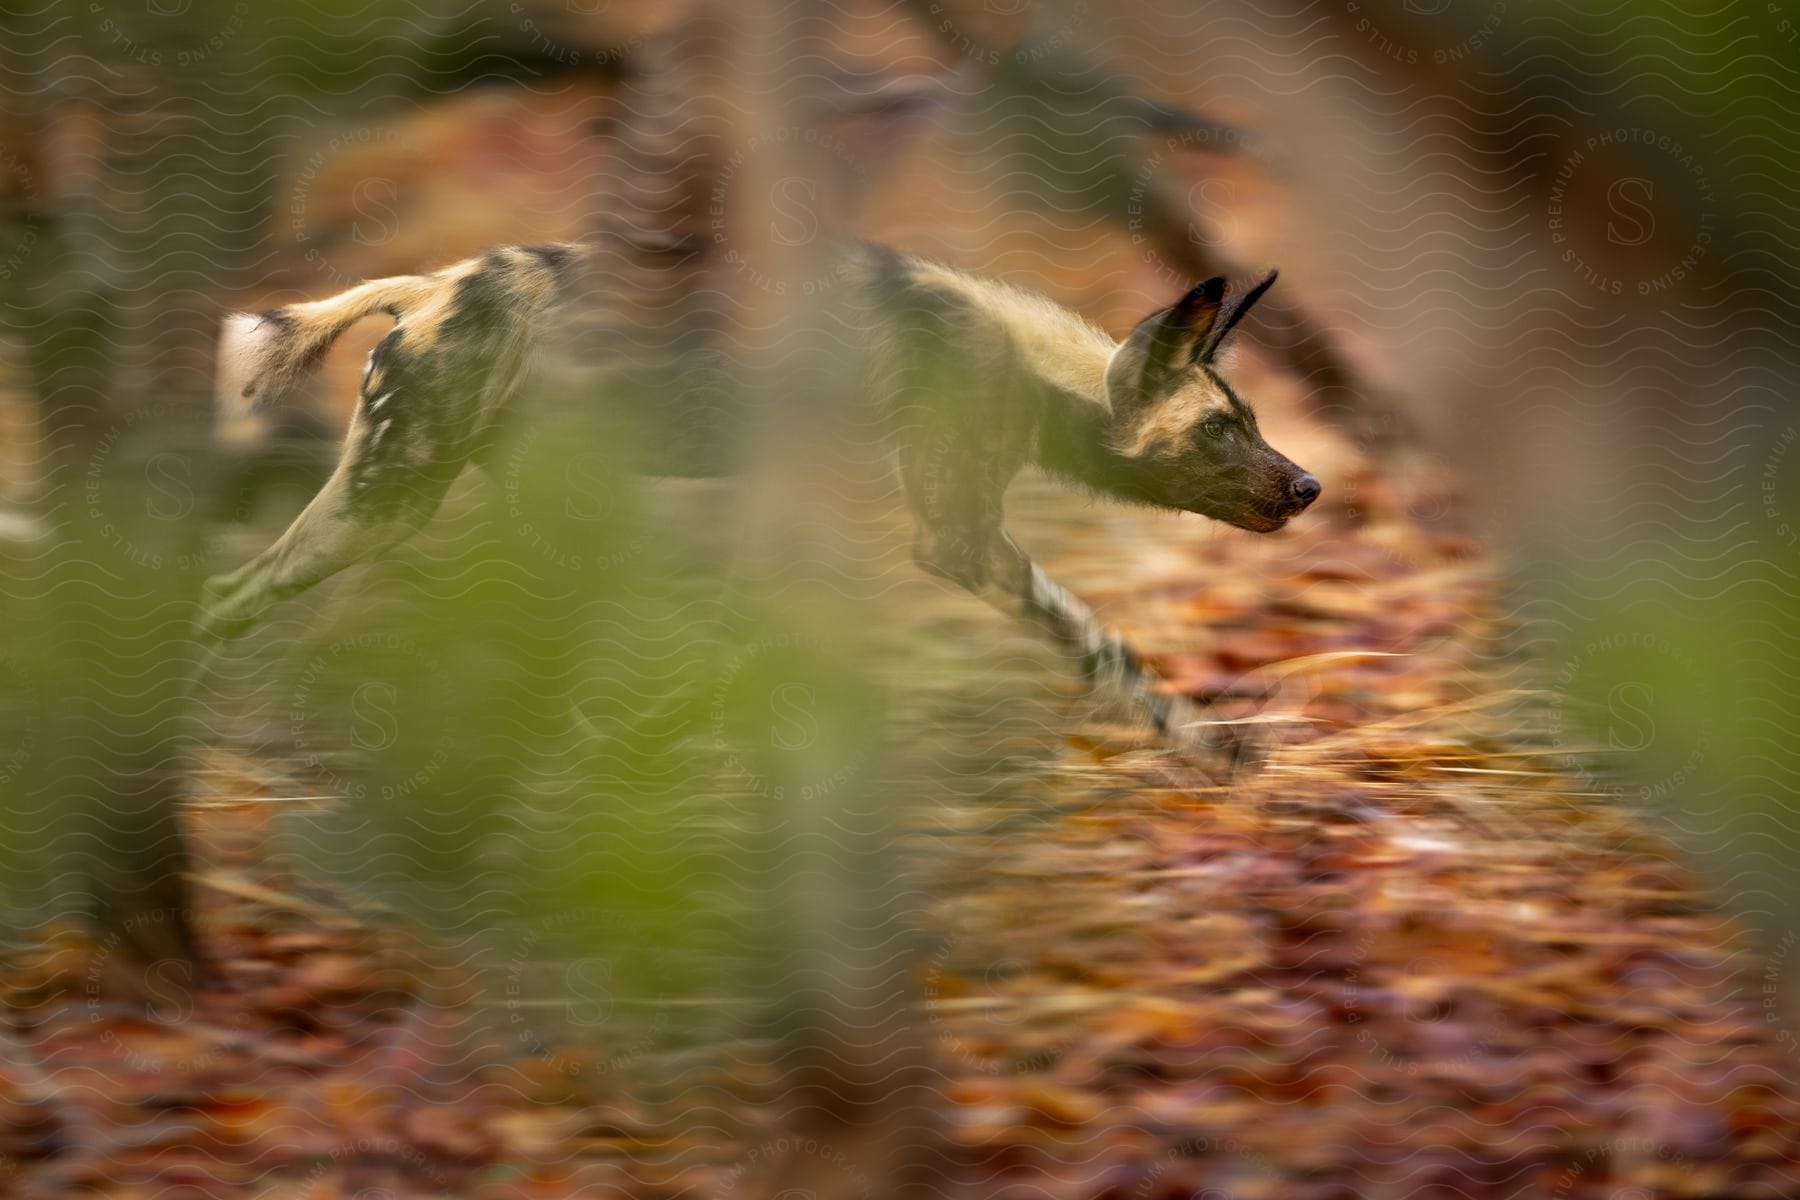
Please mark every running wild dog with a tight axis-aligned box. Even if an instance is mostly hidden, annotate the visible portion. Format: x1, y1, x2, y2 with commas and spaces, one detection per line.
202, 242, 1320, 748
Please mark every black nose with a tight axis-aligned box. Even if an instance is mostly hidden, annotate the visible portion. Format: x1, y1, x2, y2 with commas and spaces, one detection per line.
1289, 473, 1321, 508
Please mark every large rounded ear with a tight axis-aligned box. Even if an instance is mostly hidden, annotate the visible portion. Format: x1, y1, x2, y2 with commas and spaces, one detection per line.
1105, 277, 1226, 419
1197, 268, 1278, 363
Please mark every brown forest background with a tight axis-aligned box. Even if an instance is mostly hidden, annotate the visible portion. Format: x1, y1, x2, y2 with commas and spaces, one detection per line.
0, 1, 1797, 1197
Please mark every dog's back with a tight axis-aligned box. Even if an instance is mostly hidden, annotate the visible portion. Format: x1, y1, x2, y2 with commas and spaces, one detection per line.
217, 246, 586, 451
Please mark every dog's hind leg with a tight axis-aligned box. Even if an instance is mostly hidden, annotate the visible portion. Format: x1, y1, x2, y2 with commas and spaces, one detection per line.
197, 432, 462, 648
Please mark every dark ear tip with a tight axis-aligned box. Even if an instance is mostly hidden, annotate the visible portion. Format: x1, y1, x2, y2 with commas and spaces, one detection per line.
1171, 276, 1227, 318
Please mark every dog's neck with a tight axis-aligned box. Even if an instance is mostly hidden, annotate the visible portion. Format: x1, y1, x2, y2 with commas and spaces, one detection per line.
1028, 344, 1169, 507
876, 255, 1158, 504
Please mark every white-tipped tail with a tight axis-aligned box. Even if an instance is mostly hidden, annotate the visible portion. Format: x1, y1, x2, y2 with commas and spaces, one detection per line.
214, 311, 279, 448
211, 271, 440, 449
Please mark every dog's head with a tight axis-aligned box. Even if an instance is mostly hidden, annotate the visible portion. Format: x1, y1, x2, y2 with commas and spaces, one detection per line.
1103, 272, 1319, 532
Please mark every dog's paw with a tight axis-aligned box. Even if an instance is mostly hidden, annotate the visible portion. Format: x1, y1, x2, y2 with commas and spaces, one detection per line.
910, 533, 990, 592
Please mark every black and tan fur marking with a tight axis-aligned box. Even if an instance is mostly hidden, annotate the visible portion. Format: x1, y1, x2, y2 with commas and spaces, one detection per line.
203, 242, 1319, 753
204, 247, 583, 641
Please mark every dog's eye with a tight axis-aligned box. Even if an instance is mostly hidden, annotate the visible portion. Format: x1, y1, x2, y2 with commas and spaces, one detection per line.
1202, 417, 1228, 439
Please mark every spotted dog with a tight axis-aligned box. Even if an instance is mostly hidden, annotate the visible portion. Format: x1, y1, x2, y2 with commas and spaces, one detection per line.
203, 243, 1319, 749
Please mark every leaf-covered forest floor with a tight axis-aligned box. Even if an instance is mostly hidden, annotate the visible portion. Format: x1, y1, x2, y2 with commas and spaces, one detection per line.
3, 355, 1798, 1200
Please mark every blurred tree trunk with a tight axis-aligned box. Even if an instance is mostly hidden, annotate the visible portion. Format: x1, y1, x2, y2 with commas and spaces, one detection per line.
0, 12, 253, 999
725, 2, 937, 1194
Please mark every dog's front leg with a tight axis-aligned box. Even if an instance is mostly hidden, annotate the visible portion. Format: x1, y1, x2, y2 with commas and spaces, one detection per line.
973, 532, 1225, 756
